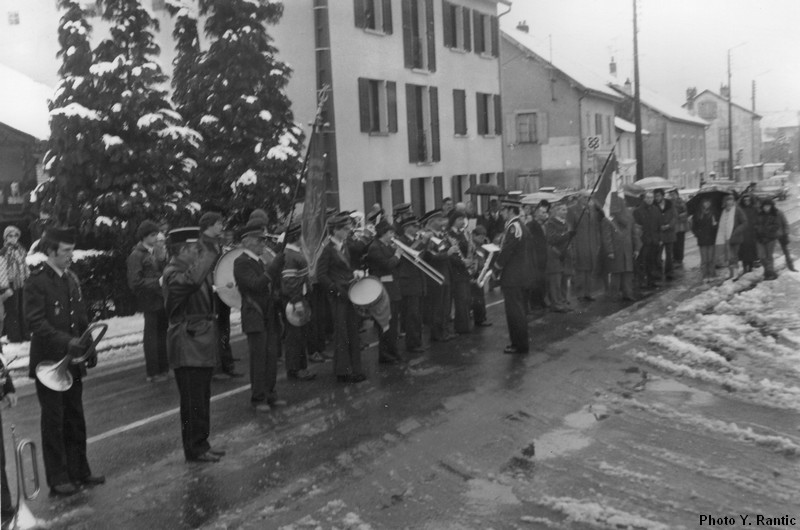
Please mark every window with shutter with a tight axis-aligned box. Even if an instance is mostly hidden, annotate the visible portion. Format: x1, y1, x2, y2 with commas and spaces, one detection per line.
357, 0, 391, 33
473, 11, 485, 54
516, 113, 538, 144
476, 93, 488, 135
406, 84, 437, 163
359, 78, 398, 135
453, 89, 467, 135
430, 87, 440, 161
401, 0, 434, 71
493, 95, 502, 135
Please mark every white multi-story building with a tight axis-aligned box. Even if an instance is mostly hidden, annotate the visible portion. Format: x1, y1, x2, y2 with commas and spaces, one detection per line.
0, 0, 509, 214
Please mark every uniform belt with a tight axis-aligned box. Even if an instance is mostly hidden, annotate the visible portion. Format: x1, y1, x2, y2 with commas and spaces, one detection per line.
379, 275, 393, 282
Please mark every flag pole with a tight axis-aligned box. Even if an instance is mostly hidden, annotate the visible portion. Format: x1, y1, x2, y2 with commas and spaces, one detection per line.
566, 134, 622, 247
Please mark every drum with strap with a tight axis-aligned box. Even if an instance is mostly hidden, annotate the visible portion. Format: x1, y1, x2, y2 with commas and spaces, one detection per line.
348, 276, 391, 331
213, 247, 276, 308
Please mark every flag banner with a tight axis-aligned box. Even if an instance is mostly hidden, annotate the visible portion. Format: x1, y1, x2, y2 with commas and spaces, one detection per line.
300, 131, 327, 280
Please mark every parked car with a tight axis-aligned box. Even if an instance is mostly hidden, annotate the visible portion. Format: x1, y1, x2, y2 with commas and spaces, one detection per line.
751, 176, 789, 201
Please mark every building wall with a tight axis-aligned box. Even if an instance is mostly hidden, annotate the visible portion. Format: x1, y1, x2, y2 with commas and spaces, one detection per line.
500, 36, 617, 191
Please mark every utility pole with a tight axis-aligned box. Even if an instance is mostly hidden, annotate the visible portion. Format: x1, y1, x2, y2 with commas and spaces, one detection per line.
727, 50, 734, 180
633, 0, 644, 181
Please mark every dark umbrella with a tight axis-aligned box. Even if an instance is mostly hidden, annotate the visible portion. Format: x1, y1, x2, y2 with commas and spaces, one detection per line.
686, 185, 731, 216
622, 182, 645, 208
464, 183, 508, 196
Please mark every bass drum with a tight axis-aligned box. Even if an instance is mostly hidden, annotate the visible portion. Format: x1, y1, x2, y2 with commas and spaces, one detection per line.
213, 247, 276, 308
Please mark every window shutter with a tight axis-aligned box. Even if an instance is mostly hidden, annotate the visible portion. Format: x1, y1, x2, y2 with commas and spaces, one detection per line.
476, 93, 487, 135
363, 182, 377, 213
462, 8, 471, 51
358, 78, 371, 133
453, 89, 466, 135
496, 172, 505, 191
451, 175, 461, 201
490, 15, 499, 57
442, 1, 454, 48
354, 0, 366, 28
493, 95, 502, 135
382, 0, 393, 33
401, 0, 413, 68
391, 179, 405, 205
473, 11, 483, 54
433, 176, 443, 206
406, 84, 419, 162
426, 0, 436, 72
430, 86, 440, 162
387, 81, 398, 133
538, 112, 548, 143
410, 178, 423, 214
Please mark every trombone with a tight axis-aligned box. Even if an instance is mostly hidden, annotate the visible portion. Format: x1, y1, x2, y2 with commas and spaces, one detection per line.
390, 237, 445, 285
8, 426, 40, 530
36, 323, 109, 392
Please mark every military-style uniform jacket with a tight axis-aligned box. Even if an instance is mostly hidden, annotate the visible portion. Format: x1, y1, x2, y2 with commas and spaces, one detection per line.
233, 250, 274, 334
316, 238, 358, 298
447, 228, 471, 282
126, 242, 166, 312
280, 244, 311, 304
423, 232, 452, 286
162, 251, 218, 368
496, 216, 534, 288
24, 263, 89, 379
395, 233, 426, 297
365, 238, 401, 301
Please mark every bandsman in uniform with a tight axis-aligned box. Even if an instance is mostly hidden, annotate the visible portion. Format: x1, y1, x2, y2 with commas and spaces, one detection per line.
495, 196, 534, 354
279, 222, 316, 381
469, 226, 492, 328
447, 210, 473, 335
422, 210, 458, 342
163, 227, 224, 463
364, 219, 404, 364
392, 203, 413, 233
24, 227, 105, 495
395, 216, 427, 354
316, 212, 367, 383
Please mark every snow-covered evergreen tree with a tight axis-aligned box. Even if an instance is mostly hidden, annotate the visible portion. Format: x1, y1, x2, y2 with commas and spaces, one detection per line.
41, 0, 105, 228
169, 0, 304, 226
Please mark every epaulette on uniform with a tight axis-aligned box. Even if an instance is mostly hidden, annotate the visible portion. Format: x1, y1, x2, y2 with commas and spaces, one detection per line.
30, 264, 46, 275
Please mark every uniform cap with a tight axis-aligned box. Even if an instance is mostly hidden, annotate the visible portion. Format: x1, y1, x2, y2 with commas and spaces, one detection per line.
167, 227, 200, 246
419, 209, 444, 226
236, 219, 268, 240
43, 227, 77, 245
136, 220, 160, 241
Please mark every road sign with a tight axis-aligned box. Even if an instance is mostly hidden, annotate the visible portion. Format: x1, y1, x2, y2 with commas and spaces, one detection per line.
585, 136, 601, 150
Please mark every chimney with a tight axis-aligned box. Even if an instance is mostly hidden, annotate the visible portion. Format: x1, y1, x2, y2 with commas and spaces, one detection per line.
609, 57, 617, 77
685, 87, 697, 110
720, 83, 730, 99
517, 20, 529, 33
623, 78, 632, 95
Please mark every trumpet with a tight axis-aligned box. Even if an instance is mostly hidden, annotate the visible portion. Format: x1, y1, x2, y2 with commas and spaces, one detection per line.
8, 426, 40, 530
391, 237, 445, 285
36, 323, 108, 392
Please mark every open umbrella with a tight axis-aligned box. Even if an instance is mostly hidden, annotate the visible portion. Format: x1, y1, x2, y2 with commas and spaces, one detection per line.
464, 183, 508, 196
521, 191, 560, 205
686, 185, 731, 216
637, 176, 678, 191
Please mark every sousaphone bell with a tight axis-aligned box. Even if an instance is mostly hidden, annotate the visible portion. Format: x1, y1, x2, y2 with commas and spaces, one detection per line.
8, 425, 40, 530
35, 323, 108, 392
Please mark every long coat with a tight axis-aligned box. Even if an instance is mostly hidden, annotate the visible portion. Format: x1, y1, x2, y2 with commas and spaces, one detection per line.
738, 202, 759, 263
496, 217, 533, 288
316, 240, 357, 298
544, 216, 572, 275
691, 210, 718, 247
126, 242, 165, 312
24, 264, 90, 379
601, 210, 639, 274
567, 201, 602, 271
233, 251, 274, 334
526, 220, 548, 282
634, 203, 661, 245
162, 251, 218, 368
654, 199, 678, 244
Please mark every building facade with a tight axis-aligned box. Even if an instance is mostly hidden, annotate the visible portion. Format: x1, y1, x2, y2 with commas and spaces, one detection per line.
683, 88, 761, 181
500, 26, 622, 192
613, 83, 707, 189
0, 0, 508, 216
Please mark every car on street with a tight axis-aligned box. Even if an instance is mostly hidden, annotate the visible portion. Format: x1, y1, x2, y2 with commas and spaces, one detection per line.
750, 175, 789, 201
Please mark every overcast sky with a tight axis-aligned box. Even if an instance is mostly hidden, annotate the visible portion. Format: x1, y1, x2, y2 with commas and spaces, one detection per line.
502, 0, 800, 114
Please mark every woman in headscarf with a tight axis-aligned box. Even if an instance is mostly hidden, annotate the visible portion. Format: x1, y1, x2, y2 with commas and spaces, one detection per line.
0, 226, 29, 342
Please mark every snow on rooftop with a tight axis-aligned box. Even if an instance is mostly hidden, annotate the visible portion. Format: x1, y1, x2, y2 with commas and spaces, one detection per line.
0, 62, 52, 140
614, 116, 650, 135
614, 84, 708, 127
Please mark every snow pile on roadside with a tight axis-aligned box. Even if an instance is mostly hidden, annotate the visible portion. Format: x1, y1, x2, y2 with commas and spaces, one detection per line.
540, 496, 672, 530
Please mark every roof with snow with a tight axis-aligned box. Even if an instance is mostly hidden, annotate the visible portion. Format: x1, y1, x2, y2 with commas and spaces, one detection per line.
614, 116, 650, 135
686, 89, 762, 119
0, 62, 52, 141
760, 110, 799, 130
610, 84, 708, 127
502, 28, 622, 102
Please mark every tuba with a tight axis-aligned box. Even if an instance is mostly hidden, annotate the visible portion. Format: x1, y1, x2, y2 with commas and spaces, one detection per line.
36, 323, 108, 392
8, 426, 40, 530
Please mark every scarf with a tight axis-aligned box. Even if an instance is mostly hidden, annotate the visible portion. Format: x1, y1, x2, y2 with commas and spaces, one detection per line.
716, 208, 736, 245
2, 242, 28, 289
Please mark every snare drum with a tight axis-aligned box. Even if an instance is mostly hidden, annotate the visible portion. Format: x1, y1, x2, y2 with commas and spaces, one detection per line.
348, 276, 391, 330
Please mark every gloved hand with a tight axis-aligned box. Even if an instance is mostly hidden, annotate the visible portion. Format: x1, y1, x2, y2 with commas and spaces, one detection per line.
68, 337, 89, 358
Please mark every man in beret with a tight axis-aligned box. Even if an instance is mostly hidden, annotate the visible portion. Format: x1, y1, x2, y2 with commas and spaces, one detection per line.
127, 220, 169, 382
199, 212, 243, 379
24, 227, 105, 495
316, 212, 367, 383
233, 220, 285, 411
163, 227, 224, 463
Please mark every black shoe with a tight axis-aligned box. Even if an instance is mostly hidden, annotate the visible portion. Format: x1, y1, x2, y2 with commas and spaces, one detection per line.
78, 475, 105, 486
503, 346, 529, 355
187, 452, 220, 463
475, 321, 493, 327
207, 448, 226, 457
350, 373, 367, 383
50, 483, 79, 496
288, 369, 317, 381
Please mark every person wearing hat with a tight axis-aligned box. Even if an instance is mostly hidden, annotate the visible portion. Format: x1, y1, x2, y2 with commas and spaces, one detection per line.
364, 219, 404, 364
565, 192, 603, 301
448, 210, 473, 334
127, 220, 169, 382
495, 196, 534, 354
199, 211, 243, 379
421, 209, 457, 342
392, 203, 413, 232
1, 225, 29, 343
469, 225, 492, 328
24, 227, 105, 494
278, 222, 317, 381
526, 201, 550, 312
316, 212, 368, 383
233, 220, 286, 410
163, 226, 225, 463
394, 217, 428, 353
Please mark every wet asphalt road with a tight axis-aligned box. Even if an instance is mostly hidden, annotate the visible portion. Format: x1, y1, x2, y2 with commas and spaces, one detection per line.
3, 190, 798, 529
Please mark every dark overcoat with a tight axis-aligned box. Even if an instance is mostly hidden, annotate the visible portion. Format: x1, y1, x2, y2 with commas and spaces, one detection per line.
233, 251, 274, 334
365, 239, 402, 301
496, 217, 533, 288
126, 242, 165, 312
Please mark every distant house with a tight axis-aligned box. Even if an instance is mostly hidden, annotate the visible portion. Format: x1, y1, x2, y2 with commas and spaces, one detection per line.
614, 116, 649, 185
611, 82, 707, 189
759, 110, 799, 172
500, 25, 623, 192
0, 62, 51, 232
683, 88, 761, 181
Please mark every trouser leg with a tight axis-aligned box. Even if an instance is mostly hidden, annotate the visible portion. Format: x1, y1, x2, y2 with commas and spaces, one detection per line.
175, 367, 212, 460
452, 280, 471, 333
143, 311, 160, 377
501, 286, 528, 351
471, 284, 487, 324
402, 295, 422, 349
247, 331, 268, 403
